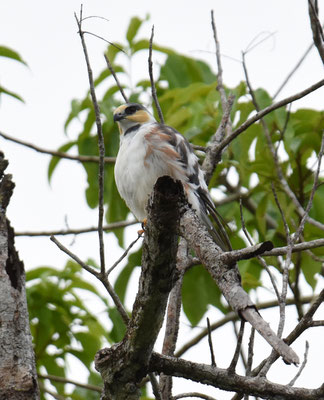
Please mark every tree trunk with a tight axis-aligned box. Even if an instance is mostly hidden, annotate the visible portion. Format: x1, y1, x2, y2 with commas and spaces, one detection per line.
0, 153, 39, 400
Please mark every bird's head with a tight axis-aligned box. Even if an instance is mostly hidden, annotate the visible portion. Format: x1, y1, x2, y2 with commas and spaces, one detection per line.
113, 103, 156, 135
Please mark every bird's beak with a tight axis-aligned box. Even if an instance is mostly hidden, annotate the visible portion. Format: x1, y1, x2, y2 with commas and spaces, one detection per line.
113, 112, 125, 122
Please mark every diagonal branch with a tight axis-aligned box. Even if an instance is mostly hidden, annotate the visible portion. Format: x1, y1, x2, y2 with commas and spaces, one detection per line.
179, 206, 299, 365
217, 78, 324, 154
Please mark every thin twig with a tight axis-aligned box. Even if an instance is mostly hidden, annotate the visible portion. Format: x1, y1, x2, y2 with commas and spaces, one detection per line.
0, 131, 115, 163
50, 235, 129, 324
246, 328, 255, 376
293, 132, 324, 243
288, 341, 309, 386
75, 6, 106, 275
173, 393, 217, 400
148, 25, 164, 124
104, 54, 129, 103
239, 197, 280, 301
211, 10, 227, 109
175, 295, 315, 358
217, 78, 324, 154
171, 392, 216, 400
107, 233, 142, 276
228, 320, 245, 374
15, 220, 137, 237
38, 373, 102, 392
273, 43, 314, 99
207, 317, 216, 367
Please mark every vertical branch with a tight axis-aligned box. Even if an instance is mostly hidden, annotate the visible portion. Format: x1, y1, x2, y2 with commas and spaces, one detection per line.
159, 239, 188, 399
308, 0, 324, 64
207, 318, 216, 367
227, 320, 245, 374
75, 7, 106, 274
148, 25, 165, 124
211, 10, 227, 109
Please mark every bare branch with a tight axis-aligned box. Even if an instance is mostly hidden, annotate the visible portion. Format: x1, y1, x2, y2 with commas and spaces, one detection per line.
148, 25, 165, 124
180, 206, 299, 365
50, 235, 129, 324
104, 54, 129, 103
0, 131, 115, 163
211, 10, 227, 110
38, 373, 102, 393
202, 94, 235, 183
207, 317, 216, 367
262, 238, 324, 256
150, 353, 324, 400
95, 177, 182, 399
160, 239, 188, 399
173, 393, 218, 400
227, 320, 245, 374
217, 78, 324, 154
75, 7, 106, 275
107, 233, 142, 276
15, 220, 137, 237
273, 43, 314, 99
308, 0, 324, 64
246, 327, 255, 376
288, 341, 309, 387
175, 295, 316, 358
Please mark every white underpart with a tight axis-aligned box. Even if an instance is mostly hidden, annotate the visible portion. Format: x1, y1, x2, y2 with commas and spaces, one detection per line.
115, 122, 202, 221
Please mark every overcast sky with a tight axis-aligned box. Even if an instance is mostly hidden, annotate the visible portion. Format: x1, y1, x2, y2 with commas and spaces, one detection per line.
0, 1, 323, 398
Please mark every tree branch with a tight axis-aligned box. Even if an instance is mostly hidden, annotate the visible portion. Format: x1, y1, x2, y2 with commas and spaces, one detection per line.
179, 206, 299, 365
308, 0, 324, 64
15, 220, 137, 237
148, 25, 165, 124
75, 7, 106, 275
175, 295, 316, 358
217, 78, 324, 154
95, 177, 183, 400
150, 353, 324, 400
104, 54, 129, 103
0, 131, 115, 163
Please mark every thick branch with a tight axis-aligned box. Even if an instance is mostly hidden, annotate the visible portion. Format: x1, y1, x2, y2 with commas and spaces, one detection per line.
150, 353, 324, 400
95, 177, 183, 400
179, 206, 299, 365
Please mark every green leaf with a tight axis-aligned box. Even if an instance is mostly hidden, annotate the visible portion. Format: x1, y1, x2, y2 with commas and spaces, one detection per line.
0, 84, 24, 102
114, 248, 142, 303
109, 307, 127, 342
182, 265, 224, 326
0, 45, 27, 65
126, 17, 143, 46
48, 141, 77, 181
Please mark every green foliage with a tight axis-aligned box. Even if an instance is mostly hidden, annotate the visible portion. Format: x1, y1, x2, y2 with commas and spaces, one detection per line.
26, 262, 109, 397
0, 45, 27, 102
41, 15, 323, 398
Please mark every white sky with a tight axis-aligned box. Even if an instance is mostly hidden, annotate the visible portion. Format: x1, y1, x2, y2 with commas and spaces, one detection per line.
0, 1, 323, 399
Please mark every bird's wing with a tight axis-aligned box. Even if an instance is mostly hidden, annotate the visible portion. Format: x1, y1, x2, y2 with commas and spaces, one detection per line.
145, 123, 232, 251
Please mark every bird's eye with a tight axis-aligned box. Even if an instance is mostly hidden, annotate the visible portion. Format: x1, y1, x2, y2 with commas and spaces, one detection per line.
125, 105, 138, 115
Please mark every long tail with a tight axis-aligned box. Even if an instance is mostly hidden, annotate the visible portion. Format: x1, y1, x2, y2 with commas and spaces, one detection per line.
198, 190, 232, 251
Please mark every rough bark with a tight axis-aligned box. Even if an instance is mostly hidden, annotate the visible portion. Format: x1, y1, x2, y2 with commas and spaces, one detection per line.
179, 206, 299, 365
95, 176, 182, 400
0, 153, 39, 400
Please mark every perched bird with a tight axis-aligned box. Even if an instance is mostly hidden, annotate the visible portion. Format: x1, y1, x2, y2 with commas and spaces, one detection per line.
113, 103, 231, 251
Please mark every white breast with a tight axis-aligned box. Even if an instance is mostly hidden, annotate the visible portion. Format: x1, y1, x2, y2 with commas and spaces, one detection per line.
114, 124, 170, 221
